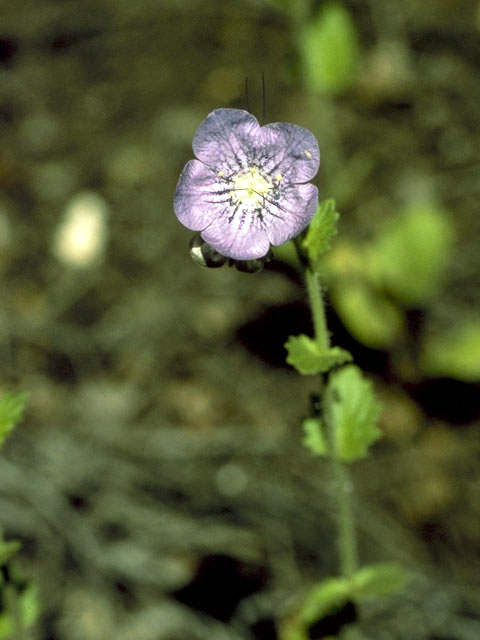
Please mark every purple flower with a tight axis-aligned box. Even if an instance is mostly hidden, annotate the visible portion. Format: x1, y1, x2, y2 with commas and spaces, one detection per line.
174, 108, 320, 261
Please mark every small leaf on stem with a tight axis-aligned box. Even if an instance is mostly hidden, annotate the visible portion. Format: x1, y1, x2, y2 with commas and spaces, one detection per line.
285, 334, 352, 375
325, 365, 382, 461
302, 417, 329, 456
302, 199, 339, 271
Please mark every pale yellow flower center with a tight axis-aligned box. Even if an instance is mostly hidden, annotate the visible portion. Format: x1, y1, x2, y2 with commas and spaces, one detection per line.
228, 167, 275, 207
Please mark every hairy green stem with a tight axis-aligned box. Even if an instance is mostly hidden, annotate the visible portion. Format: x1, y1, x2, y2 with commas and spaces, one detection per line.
305, 267, 329, 349
303, 264, 359, 579
330, 446, 358, 578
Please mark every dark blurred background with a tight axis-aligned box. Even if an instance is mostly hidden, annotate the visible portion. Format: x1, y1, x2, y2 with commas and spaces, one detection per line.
1, 1, 480, 638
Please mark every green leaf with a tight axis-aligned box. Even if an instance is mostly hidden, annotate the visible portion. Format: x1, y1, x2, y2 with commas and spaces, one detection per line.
0, 392, 27, 449
351, 563, 409, 598
281, 566, 408, 640
19, 583, 40, 627
325, 365, 382, 461
300, 1, 359, 95
331, 281, 404, 349
302, 199, 339, 270
302, 417, 328, 456
285, 334, 352, 375
0, 583, 40, 638
420, 320, 480, 381
373, 205, 454, 306
300, 576, 351, 625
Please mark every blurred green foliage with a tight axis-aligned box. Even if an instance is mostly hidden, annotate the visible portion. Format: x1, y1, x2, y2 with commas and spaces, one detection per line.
371, 205, 454, 306
421, 321, 480, 381
332, 281, 405, 349
0, 526, 40, 640
0, 579, 39, 639
280, 562, 408, 639
0, 539, 21, 567
299, 1, 359, 95
0, 392, 27, 450
322, 205, 467, 384
0, 395, 38, 639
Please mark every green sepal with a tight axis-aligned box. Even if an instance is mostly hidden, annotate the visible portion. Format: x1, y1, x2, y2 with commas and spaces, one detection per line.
325, 365, 382, 461
285, 334, 352, 375
302, 417, 328, 456
0, 392, 27, 449
302, 199, 339, 271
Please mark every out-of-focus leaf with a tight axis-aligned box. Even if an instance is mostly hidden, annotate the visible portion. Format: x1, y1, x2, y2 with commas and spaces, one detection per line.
332, 281, 404, 348
302, 417, 328, 456
302, 199, 339, 270
0, 392, 27, 449
285, 334, 352, 375
300, 1, 359, 95
325, 365, 382, 461
323, 241, 366, 278
300, 576, 351, 625
280, 565, 408, 640
420, 320, 480, 381
20, 583, 40, 627
373, 205, 454, 306
0, 583, 40, 638
351, 563, 409, 598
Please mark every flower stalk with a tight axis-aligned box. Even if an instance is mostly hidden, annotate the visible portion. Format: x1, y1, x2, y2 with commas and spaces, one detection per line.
303, 258, 359, 579
305, 267, 329, 350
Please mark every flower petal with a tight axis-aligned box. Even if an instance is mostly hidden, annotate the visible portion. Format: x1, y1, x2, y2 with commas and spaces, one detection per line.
266, 183, 318, 246
259, 122, 320, 183
192, 108, 261, 170
174, 159, 231, 231
201, 208, 270, 261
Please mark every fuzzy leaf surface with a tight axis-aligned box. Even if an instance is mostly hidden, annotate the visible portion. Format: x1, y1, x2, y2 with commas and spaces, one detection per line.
325, 365, 382, 460
285, 335, 352, 375
302, 417, 328, 456
302, 199, 339, 270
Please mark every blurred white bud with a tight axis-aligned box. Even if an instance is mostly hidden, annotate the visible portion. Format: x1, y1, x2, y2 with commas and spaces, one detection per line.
216, 463, 248, 497
53, 191, 109, 267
